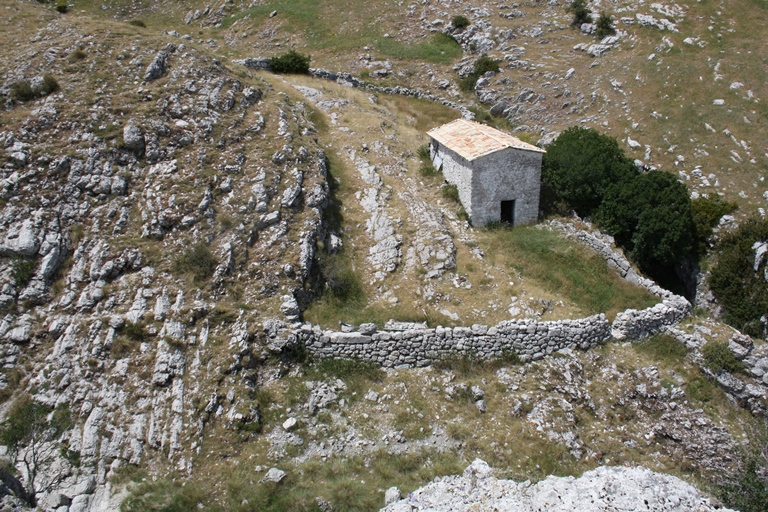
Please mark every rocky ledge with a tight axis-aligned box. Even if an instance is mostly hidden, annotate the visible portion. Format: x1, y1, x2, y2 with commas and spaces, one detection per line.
382, 459, 731, 512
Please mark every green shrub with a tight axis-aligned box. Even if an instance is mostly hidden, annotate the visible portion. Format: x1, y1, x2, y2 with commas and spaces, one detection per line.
128, 19, 146, 27
709, 217, 768, 337
595, 12, 616, 38
542, 126, 636, 218
55, 2, 68, 13
10, 258, 36, 286
10, 81, 35, 102
441, 184, 460, 203
718, 451, 768, 512
685, 376, 714, 403
269, 50, 311, 74
567, 0, 593, 26
473, 55, 500, 75
633, 334, 688, 364
458, 74, 479, 92
691, 194, 738, 255
596, 170, 695, 270
702, 341, 744, 373
171, 243, 217, 283
40, 74, 59, 95
452, 15, 471, 29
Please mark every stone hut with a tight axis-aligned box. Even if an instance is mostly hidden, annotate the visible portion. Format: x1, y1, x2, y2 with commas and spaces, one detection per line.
427, 119, 545, 226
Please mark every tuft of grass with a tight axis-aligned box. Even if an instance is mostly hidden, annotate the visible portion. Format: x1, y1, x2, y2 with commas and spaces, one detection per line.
128, 19, 146, 27
10, 81, 35, 102
40, 74, 59, 95
418, 162, 440, 177
69, 49, 87, 61
441, 184, 460, 203
633, 334, 688, 365
171, 243, 217, 283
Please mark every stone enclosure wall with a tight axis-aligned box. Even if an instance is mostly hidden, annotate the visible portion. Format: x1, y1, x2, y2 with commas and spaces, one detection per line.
236, 58, 693, 366
266, 222, 692, 368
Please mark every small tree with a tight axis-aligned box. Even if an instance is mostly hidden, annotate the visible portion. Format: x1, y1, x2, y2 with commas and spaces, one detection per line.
596, 170, 695, 270
567, 0, 593, 27
541, 126, 636, 217
269, 50, 311, 74
595, 12, 616, 38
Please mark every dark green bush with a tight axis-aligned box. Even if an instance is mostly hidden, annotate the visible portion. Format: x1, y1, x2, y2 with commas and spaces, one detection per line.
457, 55, 500, 93
417, 144, 431, 162
596, 170, 695, 270
171, 243, 217, 283
458, 75, 479, 92
473, 54, 500, 75
718, 452, 768, 512
55, 2, 68, 13
10, 81, 35, 102
269, 50, 311, 74
541, 126, 636, 217
128, 19, 146, 27
709, 217, 768, 337
595, 12, 615, 38
702, 341, 744, 373
452, 15, 471, 29
568, 0, 593, 26
691, 194, 738, 255
11, 258, 36, 286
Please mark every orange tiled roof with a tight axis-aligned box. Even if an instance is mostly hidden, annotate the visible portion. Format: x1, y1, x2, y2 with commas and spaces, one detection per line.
427, 119, 545, 161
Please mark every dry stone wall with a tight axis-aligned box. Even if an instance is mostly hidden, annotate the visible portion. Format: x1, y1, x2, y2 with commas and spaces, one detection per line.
269, 220, 693, 368
298, 314, 611, 368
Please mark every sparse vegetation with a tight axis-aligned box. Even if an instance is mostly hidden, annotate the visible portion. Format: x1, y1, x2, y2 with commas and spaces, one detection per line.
171, 243, 217, 283
10, 257, 36, 287
269, 50, 311, 74
441, 183, 460, 203
10, 81, 35, 102
69, 48, 87, 61
633, 334, 688, 365
702, 341, 744, 373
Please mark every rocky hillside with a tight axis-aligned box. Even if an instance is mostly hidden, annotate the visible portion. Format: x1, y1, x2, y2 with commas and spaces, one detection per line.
0, 1, 765, 511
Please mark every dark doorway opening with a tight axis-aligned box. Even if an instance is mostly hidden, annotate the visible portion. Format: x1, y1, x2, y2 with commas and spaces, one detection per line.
500, 200, 515, 225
